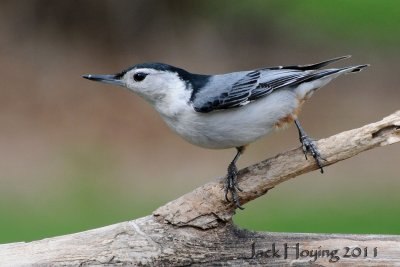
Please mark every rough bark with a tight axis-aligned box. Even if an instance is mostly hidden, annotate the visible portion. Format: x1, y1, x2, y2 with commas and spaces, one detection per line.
0, 111, 399, 266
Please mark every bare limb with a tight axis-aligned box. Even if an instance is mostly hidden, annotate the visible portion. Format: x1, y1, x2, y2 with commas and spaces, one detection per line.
0, 111, 399, 266
1, 216, 400, 266
154, 110, 400, 229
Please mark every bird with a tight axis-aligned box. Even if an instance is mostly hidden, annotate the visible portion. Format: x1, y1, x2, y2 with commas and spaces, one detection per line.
83, 55, 368, 209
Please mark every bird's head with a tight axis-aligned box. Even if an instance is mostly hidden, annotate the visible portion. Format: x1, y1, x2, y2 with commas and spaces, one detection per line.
83, 63, 198, 105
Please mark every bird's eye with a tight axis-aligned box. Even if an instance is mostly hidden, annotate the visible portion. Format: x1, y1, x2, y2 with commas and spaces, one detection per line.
133, 72, 148, 82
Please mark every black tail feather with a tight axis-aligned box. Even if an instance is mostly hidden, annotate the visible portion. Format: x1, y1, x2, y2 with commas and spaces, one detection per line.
344, 64, 370, 73
267, 55, 352, 71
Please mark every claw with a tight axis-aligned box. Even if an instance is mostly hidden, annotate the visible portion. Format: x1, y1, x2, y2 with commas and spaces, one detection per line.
300, 134, 325, 173
224, 161, 244, 210
300, 143, 308, 160
295, 120, 325, 173
224, 184, 230, 202
235, 185, 243, 192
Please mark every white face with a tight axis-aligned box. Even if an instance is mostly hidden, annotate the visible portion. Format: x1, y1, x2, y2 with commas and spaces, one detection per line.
84, 66, 192, 118
121, 68, 188, 105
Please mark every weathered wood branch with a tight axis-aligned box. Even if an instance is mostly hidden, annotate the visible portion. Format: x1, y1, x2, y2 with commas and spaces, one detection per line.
154, 110, 400, 229
0, 111, 399, 266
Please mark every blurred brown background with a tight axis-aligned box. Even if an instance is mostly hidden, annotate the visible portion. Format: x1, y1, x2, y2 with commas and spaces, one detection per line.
0, 0, 399, 243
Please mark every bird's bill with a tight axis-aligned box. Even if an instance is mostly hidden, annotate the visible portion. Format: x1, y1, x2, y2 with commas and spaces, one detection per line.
82, 74, 124, 86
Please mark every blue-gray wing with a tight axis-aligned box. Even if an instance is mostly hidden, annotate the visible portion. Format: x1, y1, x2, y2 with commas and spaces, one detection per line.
203, 70, 262, 111
191, 56, 357, 113
192, 68, 340, 113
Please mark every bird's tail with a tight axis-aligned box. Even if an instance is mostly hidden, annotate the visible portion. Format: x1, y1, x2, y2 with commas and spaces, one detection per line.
310, 64, 370, 81
339, 64, 370, 74
295, 64, 369, 99
275, 55, 352, 71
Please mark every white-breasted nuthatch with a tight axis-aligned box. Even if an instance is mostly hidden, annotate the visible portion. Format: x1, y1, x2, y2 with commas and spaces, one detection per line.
83, 55, 368, 209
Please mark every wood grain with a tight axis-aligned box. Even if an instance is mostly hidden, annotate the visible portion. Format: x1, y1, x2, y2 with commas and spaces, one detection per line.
0, 111, 399, 266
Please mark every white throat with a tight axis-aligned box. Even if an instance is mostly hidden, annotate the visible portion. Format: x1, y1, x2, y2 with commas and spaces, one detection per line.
153, 77, 191, 119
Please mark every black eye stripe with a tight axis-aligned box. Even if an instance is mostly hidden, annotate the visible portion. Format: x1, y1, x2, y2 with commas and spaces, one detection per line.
133, 72, 148, 82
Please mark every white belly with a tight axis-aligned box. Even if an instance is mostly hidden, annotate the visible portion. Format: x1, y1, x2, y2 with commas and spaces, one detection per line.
161, 89, 299, 149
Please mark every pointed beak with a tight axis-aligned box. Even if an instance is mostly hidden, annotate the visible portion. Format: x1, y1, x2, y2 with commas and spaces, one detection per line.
82, 74, 124, 86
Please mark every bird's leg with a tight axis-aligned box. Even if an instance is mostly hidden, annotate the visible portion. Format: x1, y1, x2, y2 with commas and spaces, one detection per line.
294, 119, 325, 173
224, 146, 245, 209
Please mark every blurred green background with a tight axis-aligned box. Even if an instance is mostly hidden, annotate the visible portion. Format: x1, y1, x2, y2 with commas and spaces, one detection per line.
1, 0, 399, 243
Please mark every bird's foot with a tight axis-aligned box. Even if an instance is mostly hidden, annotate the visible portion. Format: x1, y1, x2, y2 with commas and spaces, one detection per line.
224, 161, 244, 210
299, 134, 326, 173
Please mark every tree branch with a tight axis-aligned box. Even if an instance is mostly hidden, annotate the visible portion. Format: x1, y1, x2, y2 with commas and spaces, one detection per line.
0, 111, 399, 266
154, 110, 400, 229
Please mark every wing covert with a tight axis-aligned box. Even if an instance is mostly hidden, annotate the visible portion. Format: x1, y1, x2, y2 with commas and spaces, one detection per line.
192, 58, 349, 113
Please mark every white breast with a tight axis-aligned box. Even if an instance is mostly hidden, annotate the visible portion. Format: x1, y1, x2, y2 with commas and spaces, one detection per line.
160, 89, 299, 149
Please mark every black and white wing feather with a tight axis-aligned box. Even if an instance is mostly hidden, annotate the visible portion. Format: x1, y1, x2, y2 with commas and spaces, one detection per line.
209, 70, 261, 110
191, 56, 366, 113
192, 68, 335, 113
